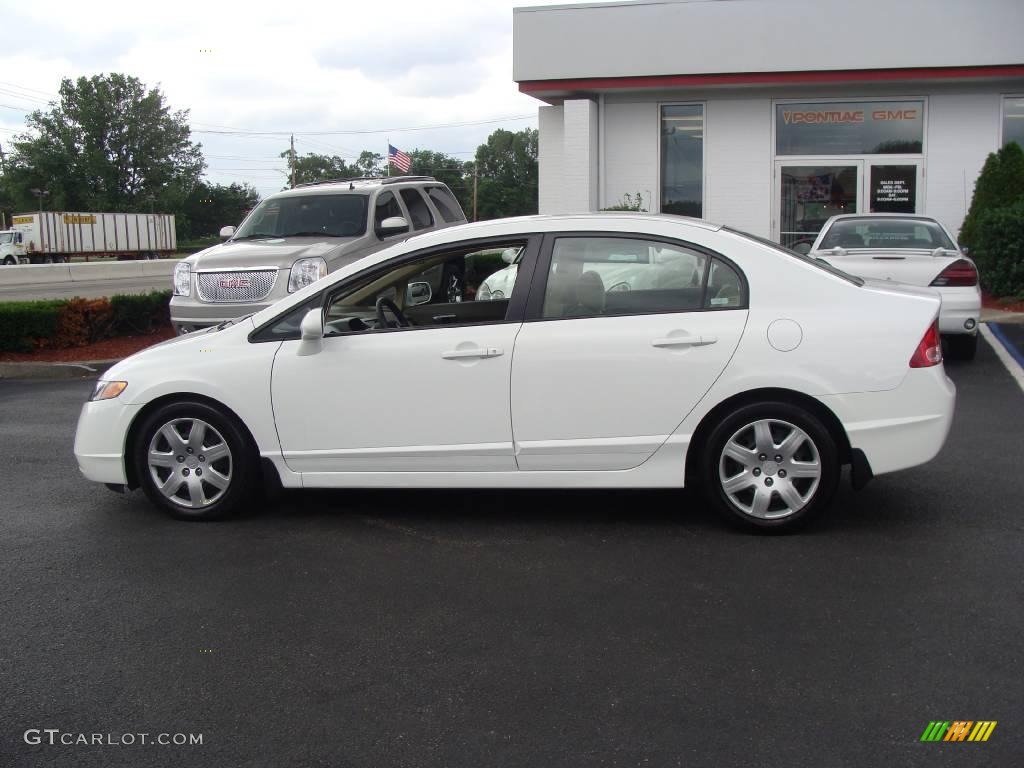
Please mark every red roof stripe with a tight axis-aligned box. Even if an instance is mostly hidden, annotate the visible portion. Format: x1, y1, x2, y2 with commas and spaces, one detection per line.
518, 65, 1024, 94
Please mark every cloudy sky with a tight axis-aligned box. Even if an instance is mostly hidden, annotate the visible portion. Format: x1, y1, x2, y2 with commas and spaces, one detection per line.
0, 0, 574, 198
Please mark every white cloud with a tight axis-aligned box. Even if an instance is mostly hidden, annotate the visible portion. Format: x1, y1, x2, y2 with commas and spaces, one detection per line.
0, 0, 579, 198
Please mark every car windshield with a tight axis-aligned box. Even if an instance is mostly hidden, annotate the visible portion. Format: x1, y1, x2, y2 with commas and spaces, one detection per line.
724, 227, 864, 286
234, 194, 369, 239
818, 218, 955, 251
0, 232, 12, 244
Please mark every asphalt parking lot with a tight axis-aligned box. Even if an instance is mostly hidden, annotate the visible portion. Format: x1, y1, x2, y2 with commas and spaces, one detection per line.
1, 339, 1022, 767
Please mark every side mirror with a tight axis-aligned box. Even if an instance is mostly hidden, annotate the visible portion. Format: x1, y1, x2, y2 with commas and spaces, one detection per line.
501, 248, 518, 264
297, 308, 323, 355
378, 216, 409, 236
220, 226, 236, 239
792, 242, 812, 256
406, 281, 432, 306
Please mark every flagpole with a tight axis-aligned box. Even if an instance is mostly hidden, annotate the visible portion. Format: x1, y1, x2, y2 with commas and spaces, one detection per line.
386, 139, 390, 177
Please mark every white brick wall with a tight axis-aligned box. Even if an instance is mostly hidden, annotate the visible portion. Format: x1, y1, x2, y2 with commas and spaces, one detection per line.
562, 99, 599, 212
538, 105, 565, 215
705, 99, 773, 238
602, 102, 657, 212
924, 93, 1002, 239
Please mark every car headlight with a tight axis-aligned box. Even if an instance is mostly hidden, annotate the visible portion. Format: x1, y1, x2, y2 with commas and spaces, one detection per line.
173, 262, 191, 296
288, 257, 328, 293
90, 380, 127, 401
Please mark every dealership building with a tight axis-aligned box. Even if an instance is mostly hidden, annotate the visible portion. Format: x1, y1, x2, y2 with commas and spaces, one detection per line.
513, 0, 1024, 247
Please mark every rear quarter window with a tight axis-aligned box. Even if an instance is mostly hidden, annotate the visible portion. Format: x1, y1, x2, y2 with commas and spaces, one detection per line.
426, 186, 466, 223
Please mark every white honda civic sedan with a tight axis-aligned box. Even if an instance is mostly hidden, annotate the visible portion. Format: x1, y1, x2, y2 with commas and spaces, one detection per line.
74, 214, 955, 532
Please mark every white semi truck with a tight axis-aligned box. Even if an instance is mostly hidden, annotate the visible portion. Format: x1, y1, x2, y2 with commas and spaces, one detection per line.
0, 211, 176, 265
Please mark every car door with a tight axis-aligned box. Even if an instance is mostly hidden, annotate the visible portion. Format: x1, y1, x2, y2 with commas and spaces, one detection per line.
270, 236, 539, 475
511, 234, 749, 471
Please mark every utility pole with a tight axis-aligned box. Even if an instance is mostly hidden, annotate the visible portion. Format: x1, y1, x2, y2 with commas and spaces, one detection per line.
0, 141, 6, 174
472, 165, 478, 222
290, 134, 296, 189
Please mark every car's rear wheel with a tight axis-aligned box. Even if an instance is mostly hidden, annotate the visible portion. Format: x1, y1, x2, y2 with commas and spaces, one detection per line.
944, 333, 978, 361
133, 400, 256, 520
701, 402, 840, 532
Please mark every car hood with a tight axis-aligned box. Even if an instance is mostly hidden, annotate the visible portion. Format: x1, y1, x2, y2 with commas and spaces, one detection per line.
186, 237, 356, 270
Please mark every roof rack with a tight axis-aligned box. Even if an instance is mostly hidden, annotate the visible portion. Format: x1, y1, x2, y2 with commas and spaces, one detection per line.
293, 175, 437, 189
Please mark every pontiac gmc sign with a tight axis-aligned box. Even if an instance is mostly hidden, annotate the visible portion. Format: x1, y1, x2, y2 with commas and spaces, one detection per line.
776, 100, 924, 155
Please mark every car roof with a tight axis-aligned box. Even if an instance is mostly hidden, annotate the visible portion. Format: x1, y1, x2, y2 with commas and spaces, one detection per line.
271, 176, 442, 198
823, 213, 940, 223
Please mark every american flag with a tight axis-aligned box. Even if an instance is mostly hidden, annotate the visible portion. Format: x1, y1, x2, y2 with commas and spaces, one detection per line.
388, 144, 412, 173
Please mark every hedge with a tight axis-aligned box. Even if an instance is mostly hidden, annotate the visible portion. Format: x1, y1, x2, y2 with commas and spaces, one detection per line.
972, 200, 1024, 298
0, 290, 172, 353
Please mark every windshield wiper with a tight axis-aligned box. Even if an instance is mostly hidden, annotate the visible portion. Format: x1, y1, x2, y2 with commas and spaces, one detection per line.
230, 233, 278, 241
277, 231, 337, 238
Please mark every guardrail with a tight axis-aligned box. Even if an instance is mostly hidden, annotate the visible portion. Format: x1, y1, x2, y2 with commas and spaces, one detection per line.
0, 259, 179, 287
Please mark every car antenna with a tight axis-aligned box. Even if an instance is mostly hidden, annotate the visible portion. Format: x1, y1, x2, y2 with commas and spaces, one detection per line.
349, 182, 354, 190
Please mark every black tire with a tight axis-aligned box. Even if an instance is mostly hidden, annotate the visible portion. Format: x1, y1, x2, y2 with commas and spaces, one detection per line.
700, 401, 840, 533
133, 400, 256, 520
944, 333, 978, 361
2, 255, 15, 266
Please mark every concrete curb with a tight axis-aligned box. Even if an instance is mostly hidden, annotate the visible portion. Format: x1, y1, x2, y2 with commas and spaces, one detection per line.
0, 359, 119, 380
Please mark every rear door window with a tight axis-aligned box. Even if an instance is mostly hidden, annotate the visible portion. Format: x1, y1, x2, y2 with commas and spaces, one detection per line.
426, 186, 466, 223
399, 189, 435, 230
374, 192, 406, 239
540, 237, 717, 319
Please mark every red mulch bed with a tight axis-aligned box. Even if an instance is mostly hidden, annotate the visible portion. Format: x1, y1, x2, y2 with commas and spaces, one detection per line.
0, 325, 176, 363
982, 293, 1024, 313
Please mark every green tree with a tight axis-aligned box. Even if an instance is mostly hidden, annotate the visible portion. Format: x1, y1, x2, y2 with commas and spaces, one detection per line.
5, 73, 204, 214
472, 128, 538, 220
283, 151, 359, 185
179, 181, 260, 240
402, 149, 471, 212
960, 141, 1024, 248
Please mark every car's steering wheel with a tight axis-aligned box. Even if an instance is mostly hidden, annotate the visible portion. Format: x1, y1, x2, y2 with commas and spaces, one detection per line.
375, 296, 411, 329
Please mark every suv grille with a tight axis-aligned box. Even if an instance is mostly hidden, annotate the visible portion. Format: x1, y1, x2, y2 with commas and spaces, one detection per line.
196, 270, 278, 303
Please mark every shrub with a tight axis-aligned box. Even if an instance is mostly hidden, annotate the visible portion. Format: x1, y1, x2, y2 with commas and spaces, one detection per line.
111, 290, 172, 334
960, 142, 1024, 249
971, 200, 1024, 297
51, 298, 115, 348
0, 300, 65, 352
601, 192, 648, 212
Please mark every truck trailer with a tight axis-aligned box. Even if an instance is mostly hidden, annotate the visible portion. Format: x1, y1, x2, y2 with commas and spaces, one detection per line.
0, 211, 176, 265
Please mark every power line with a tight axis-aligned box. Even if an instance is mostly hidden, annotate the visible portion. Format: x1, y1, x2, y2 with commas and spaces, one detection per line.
191, 114, 536, 137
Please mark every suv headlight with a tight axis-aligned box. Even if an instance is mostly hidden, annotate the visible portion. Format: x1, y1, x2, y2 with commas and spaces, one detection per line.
288, 257, 328, 292
173, 262, 191, 296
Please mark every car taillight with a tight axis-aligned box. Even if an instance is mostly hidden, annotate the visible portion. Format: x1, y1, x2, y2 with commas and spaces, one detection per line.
929, 259, 977, 287
909, 321, 943, 368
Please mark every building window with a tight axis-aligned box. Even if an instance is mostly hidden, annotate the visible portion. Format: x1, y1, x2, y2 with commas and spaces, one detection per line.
776, 101, 924, 155
661, 105, 703, 217
1003, 96, 1024, 149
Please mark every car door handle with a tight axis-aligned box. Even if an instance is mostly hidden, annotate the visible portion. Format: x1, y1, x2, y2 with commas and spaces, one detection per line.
441, 347, 503, 360
651, 335, 717, 348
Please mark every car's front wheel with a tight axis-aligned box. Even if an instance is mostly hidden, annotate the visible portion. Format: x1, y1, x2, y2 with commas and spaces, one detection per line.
701, 402, 840, 532
133, 400, 256, 520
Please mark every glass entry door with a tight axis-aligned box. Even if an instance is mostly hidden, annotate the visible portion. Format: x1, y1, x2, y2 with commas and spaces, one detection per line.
776, 163, 862, 252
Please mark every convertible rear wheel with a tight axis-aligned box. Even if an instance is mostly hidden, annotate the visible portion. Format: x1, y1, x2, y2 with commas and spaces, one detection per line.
133, 401, 256, 520
702, 402, 839, 532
